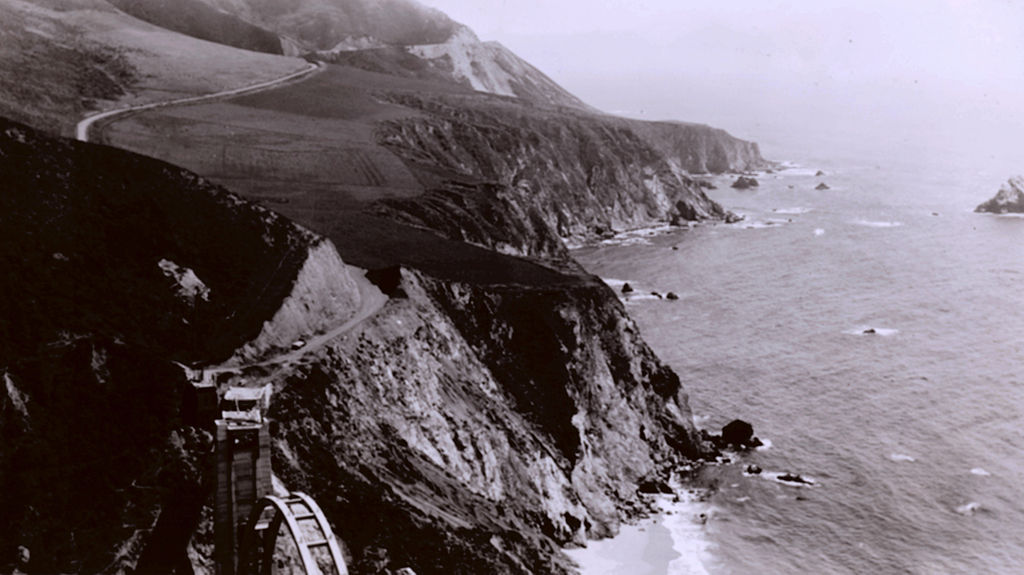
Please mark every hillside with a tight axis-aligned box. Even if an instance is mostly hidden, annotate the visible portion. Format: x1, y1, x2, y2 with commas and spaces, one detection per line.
0, 117, 362, 573
0, 0, 308, 136
198, 0, 461, 50
98, 63, 764, 268
106, 0, 284, 54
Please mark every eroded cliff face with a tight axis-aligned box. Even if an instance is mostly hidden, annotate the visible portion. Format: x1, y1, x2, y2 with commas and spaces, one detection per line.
374, 94, 745, 258
230, 238, 362, 363
260, 266, 703, 574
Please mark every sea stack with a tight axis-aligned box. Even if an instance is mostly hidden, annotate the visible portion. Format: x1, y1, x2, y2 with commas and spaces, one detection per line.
731, 176, 759, 190
975, 176, 1024, 213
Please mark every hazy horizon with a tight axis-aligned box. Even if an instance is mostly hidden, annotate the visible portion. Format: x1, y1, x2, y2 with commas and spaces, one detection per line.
424, 0, 1024, 174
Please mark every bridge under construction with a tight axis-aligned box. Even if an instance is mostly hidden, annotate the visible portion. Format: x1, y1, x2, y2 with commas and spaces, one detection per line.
190, 372, 347, 575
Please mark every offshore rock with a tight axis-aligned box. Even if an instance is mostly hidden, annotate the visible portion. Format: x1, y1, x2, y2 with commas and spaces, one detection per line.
976, 176, 1024, 213
722, 419, 755, 446
815, 182, 831, 190
731, 176, 759, 190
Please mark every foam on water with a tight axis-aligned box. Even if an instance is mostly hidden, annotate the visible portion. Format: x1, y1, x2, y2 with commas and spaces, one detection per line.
775, 166, 825, 177
662, 487, 715, 575
814, 228, 826, 236
890, 453, 917, 463
970, 468, 992, 476
851, 219, 904, 228
739, 220, 789, 230
955, 502, 982, 516
772, 207, 813, 215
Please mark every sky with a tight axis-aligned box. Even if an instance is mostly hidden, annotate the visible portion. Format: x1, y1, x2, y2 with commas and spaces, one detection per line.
421, 0, 1024, 167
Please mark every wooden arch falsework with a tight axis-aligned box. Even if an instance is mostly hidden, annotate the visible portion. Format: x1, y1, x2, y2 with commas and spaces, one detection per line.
238, 492, 348, 575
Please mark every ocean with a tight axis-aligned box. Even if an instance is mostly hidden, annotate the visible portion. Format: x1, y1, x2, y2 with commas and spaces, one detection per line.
572, 143, 1024, 574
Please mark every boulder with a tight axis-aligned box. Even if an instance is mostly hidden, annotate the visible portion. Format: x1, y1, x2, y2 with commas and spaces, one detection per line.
637, 479, 674, 495
731, 176, 759, 190
976, 176, 1024, 213
745, 464, 763, 475
621, 282, 634, 294
863, 328, 876, 335
815, 182, 830, 190
724, 419, 757, 446
724, 212, 745, 224
666, 292, 679, 300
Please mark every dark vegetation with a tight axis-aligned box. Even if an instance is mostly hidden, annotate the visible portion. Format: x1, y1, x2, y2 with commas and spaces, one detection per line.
0, 118, 317, 364
0, 118, 320, 572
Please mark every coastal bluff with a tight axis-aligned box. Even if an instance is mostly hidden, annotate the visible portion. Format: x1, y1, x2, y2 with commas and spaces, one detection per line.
976, 176, 1024, 214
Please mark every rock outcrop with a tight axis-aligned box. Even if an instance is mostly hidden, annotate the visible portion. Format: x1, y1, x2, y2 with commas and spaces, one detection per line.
731, 176, 759, 190
976, 176, 1024, 213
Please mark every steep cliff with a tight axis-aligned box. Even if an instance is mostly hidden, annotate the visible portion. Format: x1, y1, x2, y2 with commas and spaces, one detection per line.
263, 266, 705, 574
976, 176, 1024, 214
374, 93, 752, 257
634, 120, 771, 174
0, 118, 361, 573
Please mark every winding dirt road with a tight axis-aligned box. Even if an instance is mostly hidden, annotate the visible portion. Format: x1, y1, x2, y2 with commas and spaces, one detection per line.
76, 60, 323, 143
205, 267, 388, 376
84, 59, 389, 376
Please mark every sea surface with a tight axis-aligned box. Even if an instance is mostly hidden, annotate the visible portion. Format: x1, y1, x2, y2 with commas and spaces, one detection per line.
574, 146, 1024, 574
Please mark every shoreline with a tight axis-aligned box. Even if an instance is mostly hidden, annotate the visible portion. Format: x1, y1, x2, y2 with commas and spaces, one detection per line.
565, 486, 714, 575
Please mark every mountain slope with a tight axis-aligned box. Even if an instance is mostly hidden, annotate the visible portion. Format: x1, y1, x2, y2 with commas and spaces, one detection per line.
106, 0, 284, 54
200, 0, 460, 50
0, 0, 308, 135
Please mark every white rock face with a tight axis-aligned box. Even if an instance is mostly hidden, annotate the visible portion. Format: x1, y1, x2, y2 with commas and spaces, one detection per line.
158, 258, 211, 304
231, 238, 362, 362
406, 27, 585, 107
